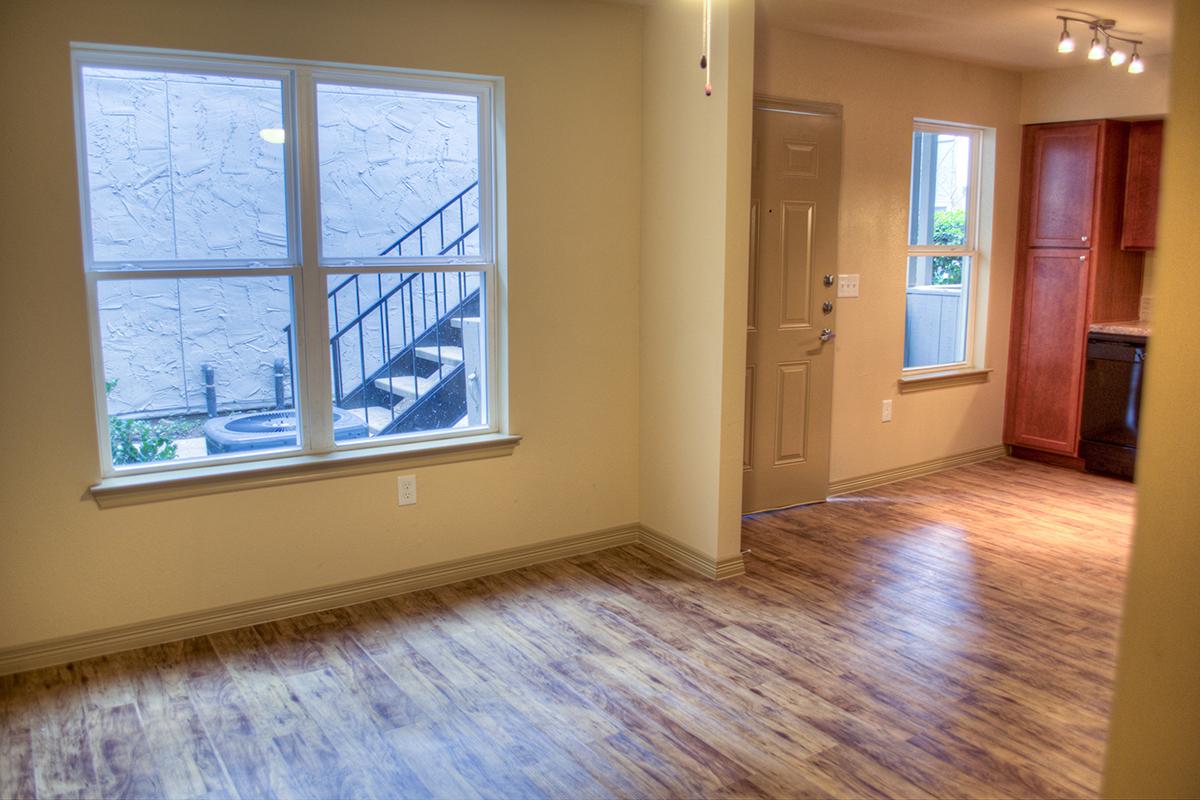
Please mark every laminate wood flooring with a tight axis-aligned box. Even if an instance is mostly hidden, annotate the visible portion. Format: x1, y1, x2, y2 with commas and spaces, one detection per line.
0, 457, 1135, 799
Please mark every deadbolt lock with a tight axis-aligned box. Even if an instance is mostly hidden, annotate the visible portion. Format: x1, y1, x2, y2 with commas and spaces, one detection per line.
823, 274, 835, 287
822, 301, 834, 313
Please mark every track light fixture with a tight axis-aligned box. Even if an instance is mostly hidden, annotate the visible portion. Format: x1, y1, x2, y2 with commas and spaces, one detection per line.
1055, 15, 1146, 74
1057, 19, 1075, 53
1128, 47, 1145, 73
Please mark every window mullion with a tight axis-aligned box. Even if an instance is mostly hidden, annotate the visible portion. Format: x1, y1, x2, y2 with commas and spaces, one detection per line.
295, 69, 335, 453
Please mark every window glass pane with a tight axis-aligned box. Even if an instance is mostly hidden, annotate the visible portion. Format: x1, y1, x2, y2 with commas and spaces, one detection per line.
97, 276, 298, 466
326, 271, 486, 441
905, 256, 970, 369
909, 130, 971, 247
316, 82, 480, 259
81, 66, 288, 264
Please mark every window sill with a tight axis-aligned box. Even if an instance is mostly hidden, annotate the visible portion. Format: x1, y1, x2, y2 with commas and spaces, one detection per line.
89, 433, 521, 509
897, 367, 992, 393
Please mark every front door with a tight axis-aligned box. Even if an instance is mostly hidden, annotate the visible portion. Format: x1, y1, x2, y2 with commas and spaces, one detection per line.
743, 99, 842, 513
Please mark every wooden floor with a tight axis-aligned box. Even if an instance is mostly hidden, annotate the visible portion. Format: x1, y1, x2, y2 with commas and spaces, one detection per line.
0, 457, 1135, 799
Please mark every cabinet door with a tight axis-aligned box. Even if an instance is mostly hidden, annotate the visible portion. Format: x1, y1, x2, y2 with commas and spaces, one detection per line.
1121, 120, 1164, 250
1009, 250, 1091, 455
1027, 124, 1098, 248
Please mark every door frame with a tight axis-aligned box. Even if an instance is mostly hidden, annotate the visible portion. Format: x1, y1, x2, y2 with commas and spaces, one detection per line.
753, 96, 842, 119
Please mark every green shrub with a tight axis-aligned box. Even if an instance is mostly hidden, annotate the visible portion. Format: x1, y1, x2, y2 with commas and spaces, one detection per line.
105, 380, 183, 465
932, 209, 965, 285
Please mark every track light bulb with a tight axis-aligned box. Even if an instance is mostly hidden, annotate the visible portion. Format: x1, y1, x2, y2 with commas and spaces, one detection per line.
1058, 29, 1075, 53
1128, 52, 1145, 73
1109, 48, 1127, 66
1088, 34, 1106, 60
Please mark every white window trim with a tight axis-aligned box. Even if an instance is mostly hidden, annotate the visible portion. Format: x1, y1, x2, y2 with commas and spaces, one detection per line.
903, 119, 988, 377
71, 43, 508, 485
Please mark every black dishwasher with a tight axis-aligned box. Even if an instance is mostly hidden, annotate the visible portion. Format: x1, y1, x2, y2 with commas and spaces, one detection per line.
1080, 332, 1147, 480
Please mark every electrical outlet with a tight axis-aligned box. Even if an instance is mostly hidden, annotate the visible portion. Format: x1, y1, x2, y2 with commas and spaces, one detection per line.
837, 274, 860, 298
397, 475, 417, 506
1139, 295, 1153, 321
881, 399, 893, 423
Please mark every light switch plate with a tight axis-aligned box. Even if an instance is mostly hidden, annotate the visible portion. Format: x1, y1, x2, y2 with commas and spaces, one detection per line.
837, 274, 860, 298
1139, 295, 1153, 321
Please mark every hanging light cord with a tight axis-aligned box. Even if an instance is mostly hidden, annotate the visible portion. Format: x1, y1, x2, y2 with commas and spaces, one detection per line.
700, 0, 712, 96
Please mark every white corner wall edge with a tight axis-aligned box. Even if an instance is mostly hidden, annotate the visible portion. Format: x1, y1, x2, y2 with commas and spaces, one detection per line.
827, 444, 1009, 496
0, 522, 744, 676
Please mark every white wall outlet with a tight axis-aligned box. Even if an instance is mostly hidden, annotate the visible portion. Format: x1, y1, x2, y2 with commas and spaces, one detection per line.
881, 399, 893, 423
837, 274, 860, 298
397, 475, 417, 506
1139, 294, 1153, 321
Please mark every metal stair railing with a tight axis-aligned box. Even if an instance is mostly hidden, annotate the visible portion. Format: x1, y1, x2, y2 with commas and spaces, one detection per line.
280, 184, 482, 434
379, 181, 479, 257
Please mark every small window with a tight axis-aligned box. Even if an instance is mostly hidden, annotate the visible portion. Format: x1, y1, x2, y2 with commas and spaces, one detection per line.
904, 122, 985, 371
74, 46, 503, 477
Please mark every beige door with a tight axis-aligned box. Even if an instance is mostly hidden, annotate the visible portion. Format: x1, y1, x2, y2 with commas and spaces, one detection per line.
743, 99, 842, 513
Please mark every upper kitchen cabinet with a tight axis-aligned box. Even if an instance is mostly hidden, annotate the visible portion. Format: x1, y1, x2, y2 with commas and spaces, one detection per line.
1025, 122, 1099, 248
1122, 120, 1165, 251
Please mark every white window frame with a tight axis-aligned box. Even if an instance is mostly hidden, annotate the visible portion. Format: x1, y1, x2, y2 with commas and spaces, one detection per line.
72, 43, 506, 480
903, 120, 984, 375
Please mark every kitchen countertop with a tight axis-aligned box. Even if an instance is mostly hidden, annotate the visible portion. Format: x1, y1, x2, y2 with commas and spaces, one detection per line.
1089, 320, 1151, 337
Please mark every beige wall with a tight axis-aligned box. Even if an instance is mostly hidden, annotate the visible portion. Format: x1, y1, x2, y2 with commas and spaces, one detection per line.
639, 0, 754, 561
0, 0, 644, 649
1102, 3, 1200, 796
1021, 54, 1171, 124
754, 27, 1022, 484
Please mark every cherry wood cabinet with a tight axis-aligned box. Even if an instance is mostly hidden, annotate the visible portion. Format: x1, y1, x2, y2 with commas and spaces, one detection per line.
1005, 120, 1145, 460
1008, 251, 1091, 454
1025, 123, 1099, 249
1121, 120, 1164, 250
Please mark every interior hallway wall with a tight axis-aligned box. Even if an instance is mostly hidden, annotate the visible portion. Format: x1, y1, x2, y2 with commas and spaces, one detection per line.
754, 25, 1022, 485
1021, 54, 1171, 124
1102, 2, 1200, 795
639, 0, 754, 562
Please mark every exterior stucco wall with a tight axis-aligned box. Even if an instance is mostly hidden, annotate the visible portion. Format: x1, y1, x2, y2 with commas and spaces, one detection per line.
83, 69, 479, 415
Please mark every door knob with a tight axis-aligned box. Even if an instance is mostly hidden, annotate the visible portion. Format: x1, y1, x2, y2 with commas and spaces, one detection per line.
822, 301, 834, 314
823, 274, 835, 287
819, 328, 835, 343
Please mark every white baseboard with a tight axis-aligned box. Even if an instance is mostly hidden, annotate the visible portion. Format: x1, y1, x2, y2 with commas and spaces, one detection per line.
827, 444, 1009, 497
0, 522, 742, 676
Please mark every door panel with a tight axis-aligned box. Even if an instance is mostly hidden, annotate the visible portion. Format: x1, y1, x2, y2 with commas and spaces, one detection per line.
1010, 249, 1091, 454
747, 201, 760, 331
743, 102, 841, 513
780, 201, 815, 328
743, 366, 754, 469
774, 362, 811, 464
1121, 120, 1163, 250
1027, 124, 1098, 249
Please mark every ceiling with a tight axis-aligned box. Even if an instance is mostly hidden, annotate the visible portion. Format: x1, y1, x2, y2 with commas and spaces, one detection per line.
756, 0, 1174, 72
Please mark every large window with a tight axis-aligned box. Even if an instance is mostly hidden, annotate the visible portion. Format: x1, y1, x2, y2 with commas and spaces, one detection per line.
73, 46, 502, 476
904, 121, 985, 371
